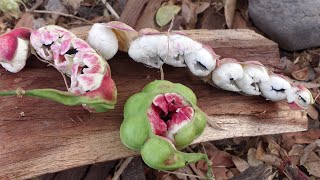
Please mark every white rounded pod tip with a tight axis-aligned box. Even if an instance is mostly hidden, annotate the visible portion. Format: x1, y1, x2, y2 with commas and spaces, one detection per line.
87, 23, 119, 60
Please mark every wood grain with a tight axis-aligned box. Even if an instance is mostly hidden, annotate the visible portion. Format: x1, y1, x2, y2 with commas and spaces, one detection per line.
0, 29, 304, 179
71, 26, 279, 66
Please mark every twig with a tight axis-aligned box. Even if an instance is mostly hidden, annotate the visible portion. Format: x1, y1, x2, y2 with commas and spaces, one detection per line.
161, 170, 207, 179
160, 16, 176, 80
112, 157, 134, 180
101, 0, 120, 20
29, 10, 93, 24
33, 51, 70, 91
160, 65, 164, 80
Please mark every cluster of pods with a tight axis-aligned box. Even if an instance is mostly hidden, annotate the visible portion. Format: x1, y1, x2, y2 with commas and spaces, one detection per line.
0, 21, 314, 179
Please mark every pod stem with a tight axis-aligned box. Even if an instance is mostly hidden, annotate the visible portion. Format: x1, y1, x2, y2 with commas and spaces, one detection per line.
0, 88, 115, 111
182, 152, 214, 180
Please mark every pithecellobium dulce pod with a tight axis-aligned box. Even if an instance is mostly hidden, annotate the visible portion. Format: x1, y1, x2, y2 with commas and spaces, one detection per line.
208, 59, 314, 109
0, 25, 117, 113
0, 27, 32, 73
87, 21, 314, 110
120, 80, 213, 179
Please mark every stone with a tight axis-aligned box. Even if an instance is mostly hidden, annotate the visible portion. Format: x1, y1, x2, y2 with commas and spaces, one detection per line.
249, 0, 320, 51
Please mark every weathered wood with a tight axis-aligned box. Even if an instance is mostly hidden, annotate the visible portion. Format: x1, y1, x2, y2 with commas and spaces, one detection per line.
0, 27, 305, 179
70, 26, 279, 66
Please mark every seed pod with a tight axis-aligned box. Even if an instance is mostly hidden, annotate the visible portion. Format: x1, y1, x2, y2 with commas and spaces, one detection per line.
235, 61, 270, 95
0, 27, 32, 73
259, 74, 291, 101
128, 32, 217, 76
120, 80, 213, 178
0, 25, 117, 113
211, 58, 243, 92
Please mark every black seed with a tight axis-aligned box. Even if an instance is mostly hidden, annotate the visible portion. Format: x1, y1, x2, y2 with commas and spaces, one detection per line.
43, 42, 53, 47
272, 86, 286, 92
65, 48, 78, 55
81, 65, 89, 74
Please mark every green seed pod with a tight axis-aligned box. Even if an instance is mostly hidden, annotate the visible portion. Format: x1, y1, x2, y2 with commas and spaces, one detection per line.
120, 80, 213, 179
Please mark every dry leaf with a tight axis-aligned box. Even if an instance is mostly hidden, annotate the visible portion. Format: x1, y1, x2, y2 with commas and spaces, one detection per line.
288, 144, 305, 165
210, 150, 234, 168
196, 2, 210, 14
200, 6, 226, 29
232, 156, 249, 172
303, 151, 320, 177
292, 67, 309, 81
247, 148, 263, 167
15, 13, 34, 29
282, 130, 320, 150
212, 167, 228, 180
226, 170, 234, 179
289, 144, 305, 156
181, 0, 197, 29
156, 5, 181, 27
256, 141, 282, 167
307, 105, 319, 120
300, 139, 320, 165
224, 0, 237, 28
232, 11, 247, 29
45, 0, 69, 22
62, 0, 83, 13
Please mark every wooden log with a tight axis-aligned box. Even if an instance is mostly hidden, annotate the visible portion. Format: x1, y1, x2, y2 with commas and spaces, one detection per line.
70, 26, 279, 66
0, 28, 306, 179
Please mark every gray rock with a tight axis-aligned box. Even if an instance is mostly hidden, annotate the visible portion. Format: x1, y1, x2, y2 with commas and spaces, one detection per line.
249, 0, 320, 51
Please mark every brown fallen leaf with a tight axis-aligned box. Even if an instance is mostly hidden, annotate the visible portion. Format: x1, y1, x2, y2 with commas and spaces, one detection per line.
232, 156, 249, 172
281, 130, 320, 150
307, 105, 319, 120
212, 167, 228, 180
226, 170, 234, 179
292, 67, 310, 81
15, 13, 34, 29
61, 0, 82, 14
256, 141, 282, 167
277, 57, 300, 75
247, 148, 263, 167
300, 139, 320, 165
195, 2, 210, 14
288, 144, 305, 165
224, 0, 237, 28
232, 11, 247, 29
210, 150, 234, 168
303, 151, 320, 177
199, 6, 226, 29
181, 0, 197, 29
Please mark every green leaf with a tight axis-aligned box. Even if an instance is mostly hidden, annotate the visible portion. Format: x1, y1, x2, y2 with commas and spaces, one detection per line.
156, 5, 181, 27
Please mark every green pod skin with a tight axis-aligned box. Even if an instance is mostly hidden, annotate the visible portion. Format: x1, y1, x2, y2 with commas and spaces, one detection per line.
120, 80, 213, 179
0, 88, 116, 112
